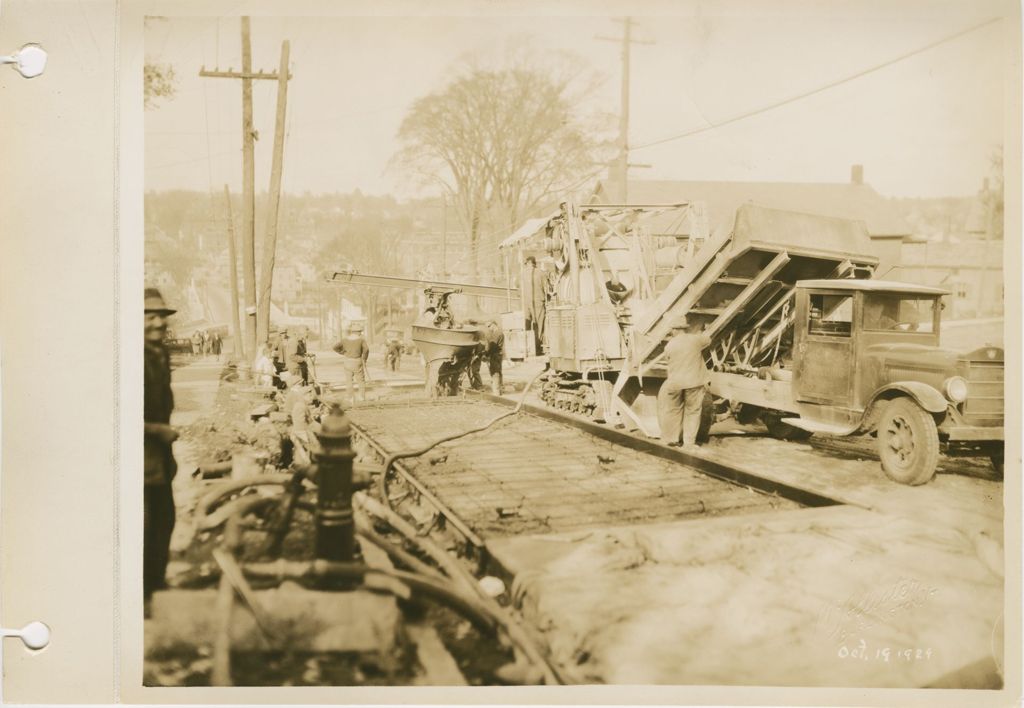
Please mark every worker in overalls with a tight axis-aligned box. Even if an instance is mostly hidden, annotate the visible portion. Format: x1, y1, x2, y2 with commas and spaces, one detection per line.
656, 315, 712, 448
332, 322, 369, 403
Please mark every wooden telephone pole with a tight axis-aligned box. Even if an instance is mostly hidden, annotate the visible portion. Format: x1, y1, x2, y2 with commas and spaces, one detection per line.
222, 185, 244, 358
597, 17, 653, 202
256, 40, 291, 347
200, 16, 287, 359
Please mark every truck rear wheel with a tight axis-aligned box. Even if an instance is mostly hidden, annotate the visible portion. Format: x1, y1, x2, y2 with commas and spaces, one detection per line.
877, 398, 939, 485
991, 450, 1004, 477
763, 413, 813, 441
696, 394, 715, 443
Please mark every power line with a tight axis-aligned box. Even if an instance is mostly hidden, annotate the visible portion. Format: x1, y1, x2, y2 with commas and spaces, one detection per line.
145, 148, 242, 171
633, 16, 1002, 151
147, 103, 408, 136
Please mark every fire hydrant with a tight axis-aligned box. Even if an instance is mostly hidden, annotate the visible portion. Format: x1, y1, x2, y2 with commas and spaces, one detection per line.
313, 403, 358, 562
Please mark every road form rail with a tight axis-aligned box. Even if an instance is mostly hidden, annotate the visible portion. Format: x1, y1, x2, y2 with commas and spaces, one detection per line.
343, 394, 843, 565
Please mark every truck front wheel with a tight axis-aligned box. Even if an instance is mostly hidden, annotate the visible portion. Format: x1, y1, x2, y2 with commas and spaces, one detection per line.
877, 398, 939, 485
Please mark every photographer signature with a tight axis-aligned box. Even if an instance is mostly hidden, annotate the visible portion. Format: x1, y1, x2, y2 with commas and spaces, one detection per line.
816, 577, 938, 644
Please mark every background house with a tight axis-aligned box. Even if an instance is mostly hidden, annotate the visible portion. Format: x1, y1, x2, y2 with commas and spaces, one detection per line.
890, 179, 1004, 319
591, 166, 912, 274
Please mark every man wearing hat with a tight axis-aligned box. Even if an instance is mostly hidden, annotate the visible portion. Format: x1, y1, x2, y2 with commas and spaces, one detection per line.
656, 314, 712, 448
277, 328, 304, 381
332, 321, 369, 402
144, 288, 179, 616
523, 256, 548, 355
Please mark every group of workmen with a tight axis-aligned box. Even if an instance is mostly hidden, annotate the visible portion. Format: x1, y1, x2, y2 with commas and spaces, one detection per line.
142, 289, 384, 615
189, 329, 222, 357
143, 284, 709, 617
269, 328, 311, 386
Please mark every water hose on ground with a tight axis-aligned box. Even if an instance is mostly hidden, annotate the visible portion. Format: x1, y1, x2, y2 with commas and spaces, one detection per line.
355, 523, 447, 581
241, 559, 500, 634
377, 368, 547, 511
193, 485, 446, 586
355, 491, 565, 685
206, 540, 538, 684
203, 369, 564, 685
363, 368, 565, 684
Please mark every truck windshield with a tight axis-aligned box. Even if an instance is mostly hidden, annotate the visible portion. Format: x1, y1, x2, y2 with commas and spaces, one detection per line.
863, 294, 937, 333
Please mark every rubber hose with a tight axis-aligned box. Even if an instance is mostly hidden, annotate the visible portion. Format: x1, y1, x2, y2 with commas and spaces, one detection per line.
356, 525, 447, 581
354, 491, 564, 685
241, 560, 499, 635
377, 368, 547, 511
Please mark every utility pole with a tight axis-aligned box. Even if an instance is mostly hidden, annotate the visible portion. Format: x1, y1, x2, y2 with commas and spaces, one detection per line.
441, 193, 448, 277
257, 40, 291, 347
223, 185, 244, 359
200, 16, 284, 360
597, 17, 653, 203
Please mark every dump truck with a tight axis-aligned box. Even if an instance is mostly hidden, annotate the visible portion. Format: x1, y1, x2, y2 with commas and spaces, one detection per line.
505, 201, 1004, 485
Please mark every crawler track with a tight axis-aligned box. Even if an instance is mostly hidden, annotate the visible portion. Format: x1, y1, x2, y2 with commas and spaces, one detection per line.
346, 396, 833, 547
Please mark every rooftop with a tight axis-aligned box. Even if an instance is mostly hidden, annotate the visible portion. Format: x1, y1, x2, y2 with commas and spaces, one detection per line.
592, 178, 912, 239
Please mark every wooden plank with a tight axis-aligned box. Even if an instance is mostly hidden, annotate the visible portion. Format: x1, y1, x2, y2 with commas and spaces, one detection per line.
635, 225, 734, 335
636, 249, 735, 367
705, 251, 790, 339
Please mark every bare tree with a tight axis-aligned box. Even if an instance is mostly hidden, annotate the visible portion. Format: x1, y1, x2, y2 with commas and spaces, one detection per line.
393, 52, 613, 280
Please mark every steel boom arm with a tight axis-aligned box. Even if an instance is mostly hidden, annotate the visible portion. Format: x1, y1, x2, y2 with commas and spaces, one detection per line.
328, 271, 518, 300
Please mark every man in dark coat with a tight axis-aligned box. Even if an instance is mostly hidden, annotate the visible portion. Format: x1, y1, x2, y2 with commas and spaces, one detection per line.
144, 288, 179, 616
523, 257, 548, 355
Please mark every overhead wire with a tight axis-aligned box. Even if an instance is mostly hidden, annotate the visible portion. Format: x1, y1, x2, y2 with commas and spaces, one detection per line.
632, 16, 1003, 151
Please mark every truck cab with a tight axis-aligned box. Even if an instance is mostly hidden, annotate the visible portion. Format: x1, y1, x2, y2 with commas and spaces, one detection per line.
787, 279, 1004, 484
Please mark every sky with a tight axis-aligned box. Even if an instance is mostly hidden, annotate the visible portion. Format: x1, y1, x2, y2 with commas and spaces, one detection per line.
143, 2, 1011, 200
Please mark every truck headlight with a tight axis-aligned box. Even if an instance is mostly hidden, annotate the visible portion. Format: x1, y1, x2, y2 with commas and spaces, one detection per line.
944, 376, 969, 402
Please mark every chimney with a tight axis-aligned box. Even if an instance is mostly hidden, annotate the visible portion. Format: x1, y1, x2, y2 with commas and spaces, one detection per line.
850, 164, 864, 185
